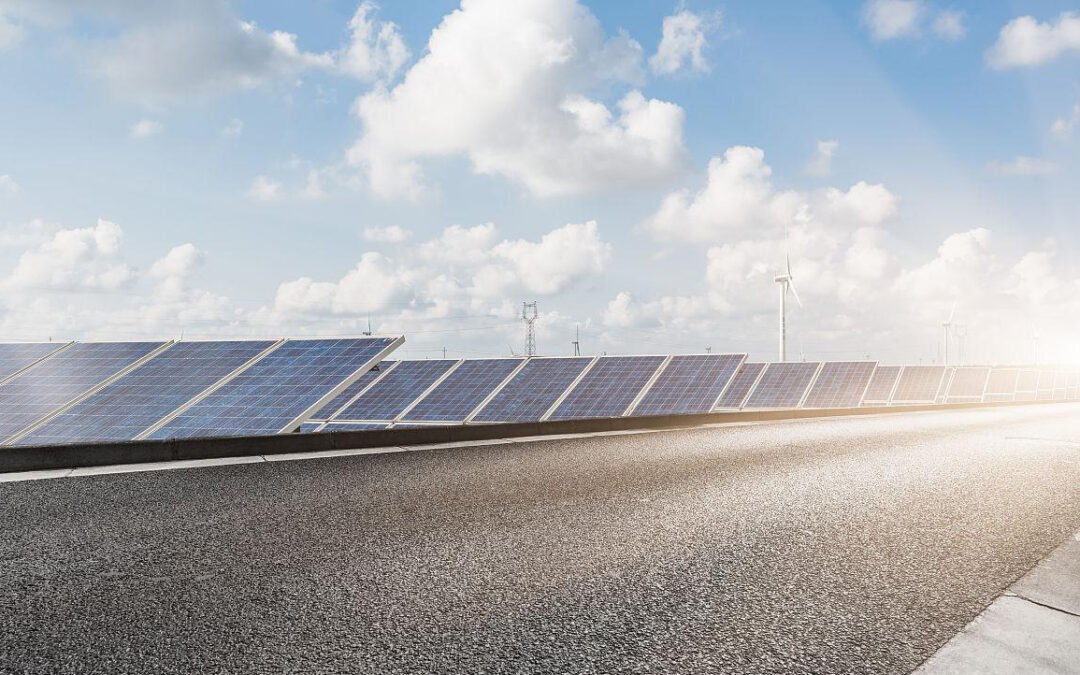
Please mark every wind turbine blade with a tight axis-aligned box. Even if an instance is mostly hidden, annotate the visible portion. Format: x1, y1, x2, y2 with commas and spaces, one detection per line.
788, 280, 803, 308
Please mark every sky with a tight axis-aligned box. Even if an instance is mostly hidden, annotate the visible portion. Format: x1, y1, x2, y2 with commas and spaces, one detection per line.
0, 0, 1078, 364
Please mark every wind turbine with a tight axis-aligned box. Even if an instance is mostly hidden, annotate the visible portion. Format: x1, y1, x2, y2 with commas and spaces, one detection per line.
941, 301, 957, 365
774, 240, 802, 362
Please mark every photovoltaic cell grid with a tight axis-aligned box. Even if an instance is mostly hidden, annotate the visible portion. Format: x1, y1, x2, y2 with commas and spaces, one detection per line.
1068, 372, 1080, 399
1015, 370, 1039, 402
935, 368, 955, 402
0, 341, 165, 443
149, 337, 396, 439
715, 363, 766, 409
549, 356, 666, 420
891, 366, 946, 403
631, 354, 745, 417
1053, 371, 1069, 400
472, 357, 593, 423
743, 362, 821, 409
983, 368, 1019, 402
335, 360, 457, 421
17, 340, 276, 445
1037, 370, 1056, 401
313, 361, 397, 419
0, 342, 67, 382
946, 367, 990, 402
403, 359, 524, 422
322, 422, 389, 431
802, 362, 876, 409
861, 366, 902, 405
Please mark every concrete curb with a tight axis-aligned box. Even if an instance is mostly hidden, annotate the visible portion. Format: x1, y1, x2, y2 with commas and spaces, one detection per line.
0, 399, 1068, 474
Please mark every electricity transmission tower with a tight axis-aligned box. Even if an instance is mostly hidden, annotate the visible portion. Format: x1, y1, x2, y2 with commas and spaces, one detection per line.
522, 301, 538, 357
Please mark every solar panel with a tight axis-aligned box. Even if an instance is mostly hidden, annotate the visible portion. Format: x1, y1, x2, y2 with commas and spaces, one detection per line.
1015, 369, 1039, 402
322, 422, 389, 431
0, 342, 68, 383
802, 361, 876, 409
333, 359, 457, 422
983, 368, 1018, 402
16, 340, 277, 445
861, 366, 902, 405
891, 366, 946, 404
715, 362, 765, 409
147, 337, 398, 439
631, 354, 745, 416
402, 358, 523, 422
311, 360, 398, 419
935, 367, 954, 403
1068, 372, 1080, 400
547, 356, 665, 420
472, 357, 593, 423
1036, 370, 1055, 401
946, 366, 990, 403
0, 341, 166, 443
1053, 371, 1069, 400
743, 362, 820, 409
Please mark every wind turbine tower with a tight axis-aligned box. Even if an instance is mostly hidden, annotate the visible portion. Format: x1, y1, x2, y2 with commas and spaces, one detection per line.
941, 301, 956, 365
774, 252, 802, 362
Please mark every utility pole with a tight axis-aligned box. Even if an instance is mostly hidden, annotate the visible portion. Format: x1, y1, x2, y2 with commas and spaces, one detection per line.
442, 346, 447, 359
572, 325, 581, 356
522, 301, 538, 357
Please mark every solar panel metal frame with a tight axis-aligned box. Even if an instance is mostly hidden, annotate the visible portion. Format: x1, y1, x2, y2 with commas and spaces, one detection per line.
141, 336, 403, 438
860, 365, 903, 406
741, 362, 823, 410
1, 340, 174, 445
1014, 369, 1039, 402
1036, 369, 1056, 401
1052, 370, 1069, 400
626, 353, 748, 417
800, 361, 877, 409
714, 362, 767, 409
544, 355, 668, 420
1068, 372, 1080, 400
469, 356, 596, 423
0, 341, 74, 386
982, 368, 1019, 403
326, 358, 460, 425
15, 338, 282, 445
890, 365, 947, 405
313, 360, 401, 423
935, 367, 955, 403
945, 366, 990, 404
399, 357, 526, 423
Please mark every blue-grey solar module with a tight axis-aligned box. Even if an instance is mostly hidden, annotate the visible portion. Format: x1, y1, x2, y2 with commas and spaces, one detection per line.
802, 361, 876, 408
946, 367, 990, 402
547, 356, 665, 420
312, 361, 397, 419
402, 358, 524, 422
148, 337, 397, 439
861, 366, 901, 405
715, 362, 765, 409
743, 362, 820, 409
322, 422, 389, 431
983, 368, 1018, 402
0, 342, 67, 382
16, 340, 276, 445
631, 354, 745, 416
0, 341, 165, 443
472, 357, 593, 423
334, 360, 457, 422
891, 366, 946, 403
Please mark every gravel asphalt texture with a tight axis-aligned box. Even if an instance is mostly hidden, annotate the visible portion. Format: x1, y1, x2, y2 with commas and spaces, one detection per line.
3, 404, 1080, 674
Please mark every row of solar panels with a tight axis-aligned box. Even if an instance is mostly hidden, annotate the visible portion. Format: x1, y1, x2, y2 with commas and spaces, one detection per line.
0, 337, 401, 446
0, 339, 1075, 446
300, 357, 1080, 432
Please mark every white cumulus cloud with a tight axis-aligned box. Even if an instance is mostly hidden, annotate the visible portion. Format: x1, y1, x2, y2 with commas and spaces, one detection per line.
987, 13, 1080, 68
649, 8, 720, 75
339, 1, 409, 82
363, 225, 411, 244
862, 0, 925, 40
805, 139, 839, 177
3, 218, 134, 292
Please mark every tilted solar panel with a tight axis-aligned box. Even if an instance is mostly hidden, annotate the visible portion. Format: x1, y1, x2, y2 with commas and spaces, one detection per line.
715, 362, 765, 409
0, 342, 68, 383
891, 366, 946, 404
1036, 370, 1056, 401
1068, 372, 1080, 400
548, 356, 666, 420
16, 340, 276, 445
861, 365, 902, 405
333, 359, 457, 422
631, 354, 745, 416
312, 360, 398, 419
322, 422, 389, 431
0, 341, 166, 443
983, 368, 1019, 402
402, 358, 524, 422
946, 366, 990, 403
935, 368, 954, 403
472, 357, 593, 423
743, 362, 821, 409
802, 361, 876, 409
147, 337, 398, 439
1053, 371, 1069, 400
1014, 369, 1039, 402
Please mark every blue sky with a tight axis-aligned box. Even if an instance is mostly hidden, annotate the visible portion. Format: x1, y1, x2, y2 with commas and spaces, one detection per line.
0, 0, 1078, 363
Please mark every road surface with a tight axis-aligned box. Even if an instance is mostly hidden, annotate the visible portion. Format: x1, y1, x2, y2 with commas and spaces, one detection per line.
3, 404, 1080, 674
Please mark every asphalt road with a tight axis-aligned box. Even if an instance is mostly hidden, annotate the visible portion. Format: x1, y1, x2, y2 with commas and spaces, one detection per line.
3, 405, 1080, 674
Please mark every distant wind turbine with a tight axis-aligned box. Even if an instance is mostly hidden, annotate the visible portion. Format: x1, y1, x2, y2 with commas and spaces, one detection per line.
941, 301, 957, 365
774, 237, 803, 362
